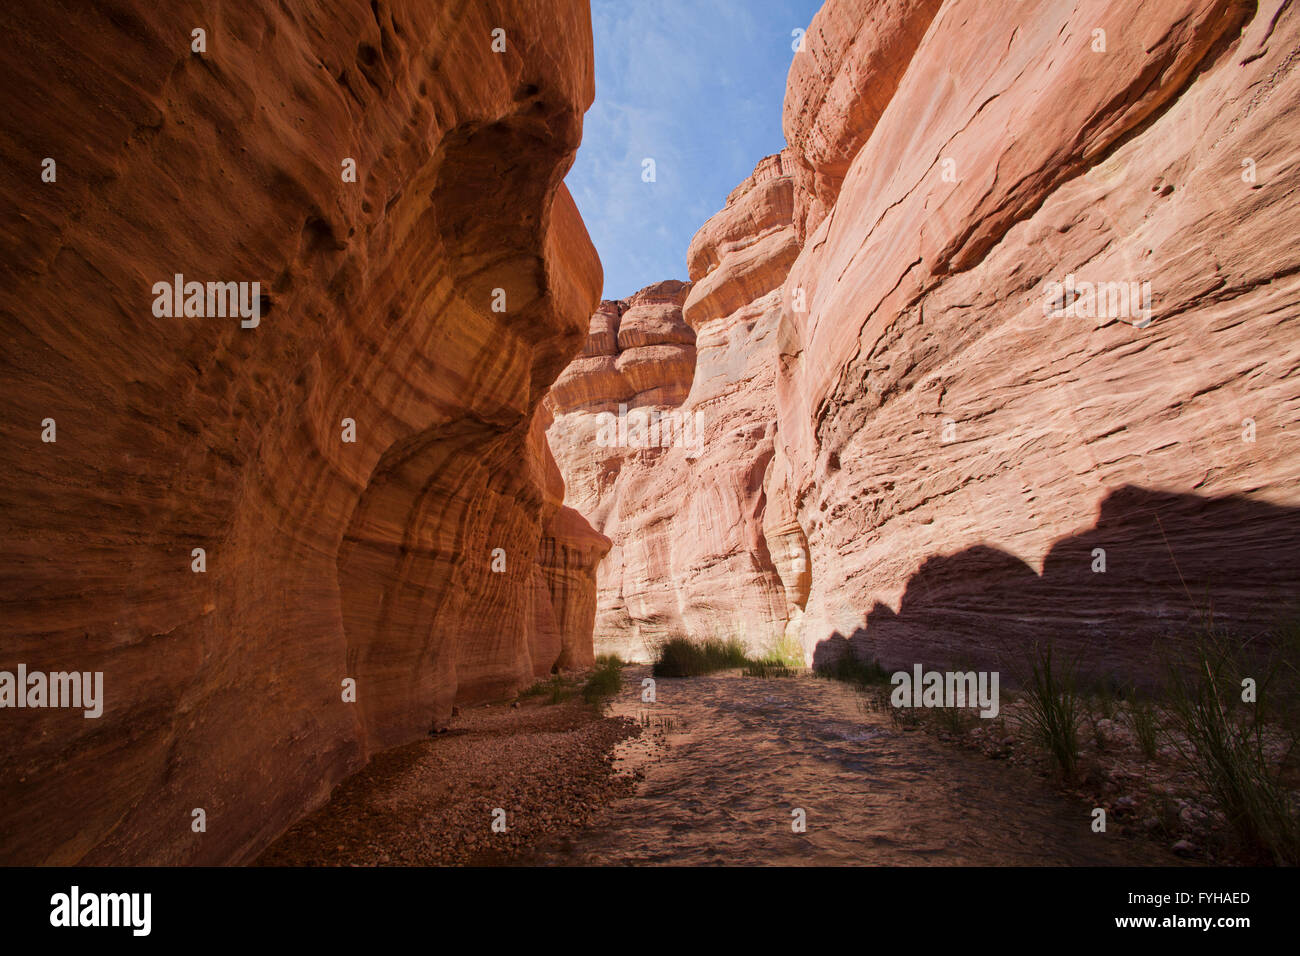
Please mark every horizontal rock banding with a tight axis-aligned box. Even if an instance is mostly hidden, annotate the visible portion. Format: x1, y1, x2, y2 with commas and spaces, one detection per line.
548, 0, 1300, 682
776, 0, 1300, 673
548, 157, 803, 660
0, 0, 604, 864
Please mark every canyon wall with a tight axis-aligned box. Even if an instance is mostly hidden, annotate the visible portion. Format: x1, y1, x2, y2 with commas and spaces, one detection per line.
777, 0, 1300, 675
546, 158, 802, 659
549, 0, 1300, 677
0, 0, 603, 864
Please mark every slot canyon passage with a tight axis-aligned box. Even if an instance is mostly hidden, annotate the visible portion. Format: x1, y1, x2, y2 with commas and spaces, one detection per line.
1, 0, 1299, 869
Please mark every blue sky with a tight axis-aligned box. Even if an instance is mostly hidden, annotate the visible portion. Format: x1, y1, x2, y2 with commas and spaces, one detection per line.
566, 0, 824, 301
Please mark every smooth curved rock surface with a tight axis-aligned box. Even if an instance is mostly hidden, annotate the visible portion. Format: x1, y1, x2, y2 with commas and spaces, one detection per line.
0, 0, 602, 865
783, 0, 942, 242
778, 0, 1300, 672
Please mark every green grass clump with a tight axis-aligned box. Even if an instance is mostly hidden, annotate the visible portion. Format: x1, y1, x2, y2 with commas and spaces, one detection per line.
743, 634, 804, 678
1163, 624, 1300, 865
743, 660, 796, 678
651, 636, 749, 677
764, 634, 806, 668
519, 674, 576, 705
1018, 641, 1081, 780
581, 654, 625, 703
814, 653, 891, 687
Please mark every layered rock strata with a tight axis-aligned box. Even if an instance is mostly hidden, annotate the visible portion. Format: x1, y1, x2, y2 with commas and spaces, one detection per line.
0, 0, 603, 864
549, 0, 1300, 679
776, 0, 1300, 674
547, 157, 802, 659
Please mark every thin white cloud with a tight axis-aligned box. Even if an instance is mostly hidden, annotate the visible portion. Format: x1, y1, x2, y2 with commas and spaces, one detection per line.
568, 0, 822, 300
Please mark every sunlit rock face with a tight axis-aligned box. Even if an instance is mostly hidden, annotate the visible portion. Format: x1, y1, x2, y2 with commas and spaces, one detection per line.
0, 0, 602, 864
547, 157, 802, 660
782, 0, 943, 244
547, 280, 698, 535
547, 0, 1300, 680
775, 0, 1300, 674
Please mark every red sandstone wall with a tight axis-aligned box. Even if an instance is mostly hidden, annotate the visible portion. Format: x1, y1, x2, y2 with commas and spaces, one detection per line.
547, 0, 1300, 680
0, 0, 604, 864
777, 0, 1300, 674
547, 158, 800, 660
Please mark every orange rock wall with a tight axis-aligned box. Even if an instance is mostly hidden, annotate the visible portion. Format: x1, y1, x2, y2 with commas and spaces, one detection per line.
548, 160, 801, 659
777, 0, 1300, 672
0, 0, 603, 864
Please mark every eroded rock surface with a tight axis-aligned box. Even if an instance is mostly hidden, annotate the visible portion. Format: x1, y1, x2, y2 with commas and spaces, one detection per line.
549, 0, 1300, 677
548, 157, 801, 659
0, 0, 603, 864
777, 0, 1300, 673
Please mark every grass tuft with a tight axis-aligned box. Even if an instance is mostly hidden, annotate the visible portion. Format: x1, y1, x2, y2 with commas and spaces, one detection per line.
1163, 624, 1300, 865
651, 636, 749, 677
581, 654, 625, 704
1017, 641, 1081, 780
814, 654, 891, 687
743, 660, 796, 678
519, 675, 572, 704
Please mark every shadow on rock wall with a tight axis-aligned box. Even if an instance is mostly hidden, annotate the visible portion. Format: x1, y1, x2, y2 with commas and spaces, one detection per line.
814, 485, 1300, 686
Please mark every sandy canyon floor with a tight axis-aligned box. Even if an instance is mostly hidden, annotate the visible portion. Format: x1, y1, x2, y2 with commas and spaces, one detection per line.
260, 665, 1185, 866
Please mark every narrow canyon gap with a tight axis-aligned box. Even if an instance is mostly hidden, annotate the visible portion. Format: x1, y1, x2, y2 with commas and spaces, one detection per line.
546, 0, 1300, 681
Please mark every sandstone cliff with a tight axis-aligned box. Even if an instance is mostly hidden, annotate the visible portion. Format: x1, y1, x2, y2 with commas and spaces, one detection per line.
777, 0, 1300, 674
547, 157, 802, 659
0, 0, 603, 864
548, 0, 1300, 678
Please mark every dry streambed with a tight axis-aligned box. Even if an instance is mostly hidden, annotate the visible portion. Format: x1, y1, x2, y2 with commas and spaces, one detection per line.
261, 664, 1197, 867
257, 695, 639, 866
524, 666, 1185, 866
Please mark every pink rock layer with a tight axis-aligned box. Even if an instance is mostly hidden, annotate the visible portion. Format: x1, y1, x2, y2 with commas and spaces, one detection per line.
548, 157, 803, 660
0, 0, 605, 864
549, 0, 1300, 680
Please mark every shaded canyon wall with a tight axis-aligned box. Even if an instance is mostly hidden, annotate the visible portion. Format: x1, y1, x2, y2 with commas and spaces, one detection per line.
0, 0, 605, 864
